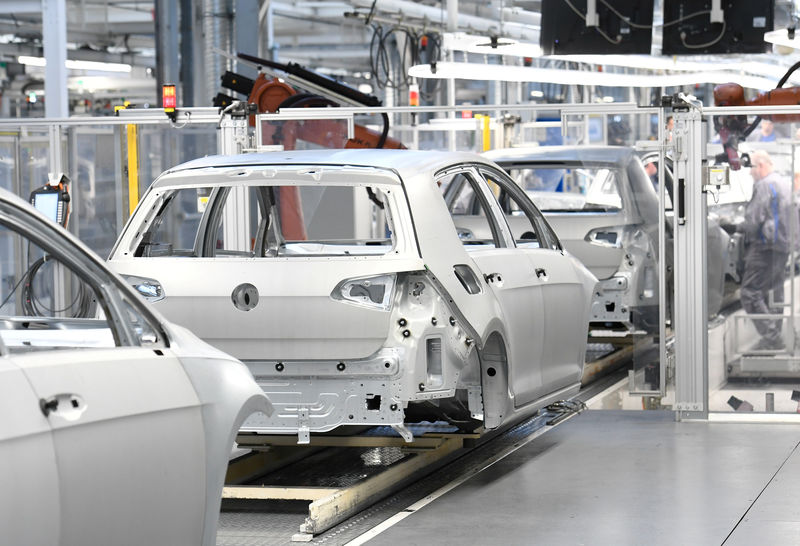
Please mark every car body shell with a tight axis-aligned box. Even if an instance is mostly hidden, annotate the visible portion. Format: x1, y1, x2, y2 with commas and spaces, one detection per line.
0, 188, 271, 546
484, 146, 741, 330
108, 148, 597, 438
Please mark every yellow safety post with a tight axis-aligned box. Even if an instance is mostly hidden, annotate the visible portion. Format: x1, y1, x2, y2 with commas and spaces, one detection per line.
475, 114, 491, 151
126, 124, 139, 215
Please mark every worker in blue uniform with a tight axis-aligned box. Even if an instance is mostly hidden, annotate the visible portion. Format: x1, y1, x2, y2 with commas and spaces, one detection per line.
740, 150, 798, 350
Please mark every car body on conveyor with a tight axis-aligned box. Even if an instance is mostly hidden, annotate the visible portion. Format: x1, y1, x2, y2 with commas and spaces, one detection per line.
485, 146, 744, 332
107, 148, 597, 440
0, 188, 271, 546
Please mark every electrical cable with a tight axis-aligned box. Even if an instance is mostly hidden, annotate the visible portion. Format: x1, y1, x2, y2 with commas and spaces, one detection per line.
559, 0, 622, 45
368, 24, 442, 95
21, 255, 92, 318
597, 0, 713, 30
680, 20, 726, 49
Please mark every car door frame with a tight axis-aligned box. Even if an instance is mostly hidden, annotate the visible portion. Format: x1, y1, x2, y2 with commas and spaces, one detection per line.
437, 163, 553, 407
0, 198, 211, 544
475, 164, 592, 394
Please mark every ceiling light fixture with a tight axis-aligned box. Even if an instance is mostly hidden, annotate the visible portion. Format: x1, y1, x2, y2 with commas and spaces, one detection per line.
18, 55, 132, 73
408, 62, 785, 90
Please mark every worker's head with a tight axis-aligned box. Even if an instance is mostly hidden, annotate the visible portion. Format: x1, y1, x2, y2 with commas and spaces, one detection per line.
750, 150, 774, 180
666, 116, 674, 131
761, 120, 775, 137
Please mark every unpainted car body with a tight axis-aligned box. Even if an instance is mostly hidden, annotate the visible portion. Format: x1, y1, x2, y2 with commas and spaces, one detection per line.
108, 149, 597, 439
0, 188, 271, 546
484, 146, 742, 331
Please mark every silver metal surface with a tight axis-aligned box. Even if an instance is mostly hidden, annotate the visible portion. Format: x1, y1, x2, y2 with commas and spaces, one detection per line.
362, 410, 800, 546
672, 102, 709, 418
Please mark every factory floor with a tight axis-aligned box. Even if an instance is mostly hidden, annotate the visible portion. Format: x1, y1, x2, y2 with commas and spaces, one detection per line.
355, 409, 800, 545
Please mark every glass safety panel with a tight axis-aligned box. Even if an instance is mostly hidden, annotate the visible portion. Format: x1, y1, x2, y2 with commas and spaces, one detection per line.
19, 133, 54, 198
706, 124, 800, 415
0, 137, 17, 193
258, 118, 351, 151
0, 222, 114, 352
137, 125, 218, 196
70, 127, 122, 256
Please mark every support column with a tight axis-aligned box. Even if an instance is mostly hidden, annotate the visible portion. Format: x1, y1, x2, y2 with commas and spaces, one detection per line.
42, 0, 67, 118
447, 0, 458, 152
155, 0, 180, 106
179, 0, 196, 106
235, 0, 259, 80
672, 99, 709, 420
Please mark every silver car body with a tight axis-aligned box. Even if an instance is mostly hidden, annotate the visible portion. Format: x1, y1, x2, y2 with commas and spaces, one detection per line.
108, 149, 597, 438
0, 189, 271, 546
485, 146, 739, 330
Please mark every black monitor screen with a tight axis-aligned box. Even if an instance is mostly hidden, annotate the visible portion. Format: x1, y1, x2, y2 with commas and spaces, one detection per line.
662, 1, 773, 54
34, 192, 60, 223
540, 0, 654, 55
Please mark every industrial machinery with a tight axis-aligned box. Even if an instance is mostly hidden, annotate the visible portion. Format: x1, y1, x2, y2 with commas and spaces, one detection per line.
713, 62, 800, 169
215, 53, 405, 150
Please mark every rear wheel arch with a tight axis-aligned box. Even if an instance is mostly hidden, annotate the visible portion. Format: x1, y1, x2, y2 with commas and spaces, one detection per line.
478, 330, 510, 430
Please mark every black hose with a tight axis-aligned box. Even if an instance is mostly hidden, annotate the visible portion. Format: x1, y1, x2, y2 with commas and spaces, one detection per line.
237, 52, 382, 107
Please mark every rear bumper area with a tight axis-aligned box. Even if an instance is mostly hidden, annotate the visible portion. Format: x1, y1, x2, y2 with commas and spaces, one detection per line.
241, 348, 406, 434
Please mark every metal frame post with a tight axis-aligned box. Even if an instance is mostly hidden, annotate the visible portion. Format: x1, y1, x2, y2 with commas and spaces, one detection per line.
219, 112, 250, 251
672, 99, 708, 420
42, 0, 68, 118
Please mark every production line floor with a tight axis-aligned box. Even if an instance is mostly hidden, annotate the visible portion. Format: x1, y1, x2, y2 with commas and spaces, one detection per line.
359, 409, 800, 546
218, 391, 800, 546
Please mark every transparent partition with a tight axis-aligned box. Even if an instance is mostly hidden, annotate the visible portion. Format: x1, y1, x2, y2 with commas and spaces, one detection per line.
138, 125, 218, 195
19, 131, 52, 199
484, 107, 669, 410
701, 109, 800, 416
0, 136, 17, 193
69, 127, 121, 257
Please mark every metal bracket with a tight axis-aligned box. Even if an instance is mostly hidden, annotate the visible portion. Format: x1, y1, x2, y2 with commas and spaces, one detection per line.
391, 424, 414, 443
467, 385, 484, 419
297, 408, 311, 445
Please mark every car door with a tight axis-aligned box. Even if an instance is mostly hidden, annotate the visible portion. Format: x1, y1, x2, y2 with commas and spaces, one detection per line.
0, 356, 60, 546
439, 167, 547, 407
477, 165, 595, 394
0, 207, 207, 545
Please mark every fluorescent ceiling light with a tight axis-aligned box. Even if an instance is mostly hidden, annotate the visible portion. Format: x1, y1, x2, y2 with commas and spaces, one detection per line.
408, 62, 785, 90
546, 54, 800, 85
18, 55, 132, 73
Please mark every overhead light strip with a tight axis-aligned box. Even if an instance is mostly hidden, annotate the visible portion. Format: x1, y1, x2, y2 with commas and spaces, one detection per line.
408, 62, 785, 90
18, 55, 132, 73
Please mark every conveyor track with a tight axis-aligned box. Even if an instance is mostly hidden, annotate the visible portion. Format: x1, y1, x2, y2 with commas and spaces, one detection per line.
217, 344, 634, 545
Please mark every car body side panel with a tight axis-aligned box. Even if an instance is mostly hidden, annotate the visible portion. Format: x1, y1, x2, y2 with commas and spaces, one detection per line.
531, 250, 595, 391
15, 348, 207, 546
0, 358, 60, 546
468, 248, 546, 406
112, 257, 425, 360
